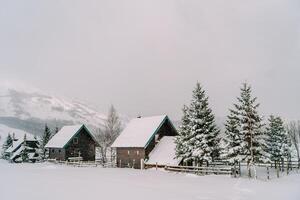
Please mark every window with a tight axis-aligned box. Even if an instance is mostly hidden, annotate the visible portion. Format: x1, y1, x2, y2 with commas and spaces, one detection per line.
73, 137, 78, 144
127, 150, 130, 155
51, 149, 55, 153
58, 149, 61, 153
136, 151, 139, 155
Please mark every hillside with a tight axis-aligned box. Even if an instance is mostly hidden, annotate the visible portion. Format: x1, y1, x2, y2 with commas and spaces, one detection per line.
0, 84, 107, 136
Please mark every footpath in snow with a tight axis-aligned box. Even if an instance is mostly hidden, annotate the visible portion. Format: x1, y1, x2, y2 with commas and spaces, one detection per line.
0, 160, 299, 200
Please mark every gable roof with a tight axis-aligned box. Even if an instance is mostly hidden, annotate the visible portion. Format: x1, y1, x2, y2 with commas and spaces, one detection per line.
111, 115, 175, 148
45, 124, 96, 148
5, 136, 37, 154
146, 136, 182, 166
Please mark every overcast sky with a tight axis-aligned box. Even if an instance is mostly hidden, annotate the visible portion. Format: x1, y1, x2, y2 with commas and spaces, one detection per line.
0, 0, 300, 120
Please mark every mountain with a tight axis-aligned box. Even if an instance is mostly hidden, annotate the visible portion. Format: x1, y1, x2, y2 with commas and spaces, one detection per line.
0, 83, 107, 137
0, 124, 34, 146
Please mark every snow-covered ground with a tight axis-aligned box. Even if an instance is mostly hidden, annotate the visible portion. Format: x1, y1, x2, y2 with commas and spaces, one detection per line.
0, 160, 299, 200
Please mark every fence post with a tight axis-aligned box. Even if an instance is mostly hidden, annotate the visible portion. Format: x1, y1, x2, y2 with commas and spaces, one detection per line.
267, 167, 270, 180
233, 164, 237, 178
238, 162, 241, 177
277, 166, 280, 178
119, 159, 122, 168
156, 162, 158, 170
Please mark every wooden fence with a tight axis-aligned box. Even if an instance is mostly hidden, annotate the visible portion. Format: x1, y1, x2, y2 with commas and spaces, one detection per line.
164, 165, 234, 176
46, 159, 116, 168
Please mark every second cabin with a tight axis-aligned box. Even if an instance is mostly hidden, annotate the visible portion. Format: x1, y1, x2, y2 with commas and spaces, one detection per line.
111, 115, 178, 169
45, 124, 98, 161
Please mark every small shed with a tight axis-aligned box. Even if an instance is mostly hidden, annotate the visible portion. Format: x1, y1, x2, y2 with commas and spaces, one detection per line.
111, 115, 178, 169
45, 124, 98, 161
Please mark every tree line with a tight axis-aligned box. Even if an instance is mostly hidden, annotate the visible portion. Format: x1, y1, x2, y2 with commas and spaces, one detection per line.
175, 82, 300, 177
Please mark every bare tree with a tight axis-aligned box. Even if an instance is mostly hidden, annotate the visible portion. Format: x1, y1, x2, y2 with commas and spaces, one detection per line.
96, 105, 122, 164
286, 121, 300, 163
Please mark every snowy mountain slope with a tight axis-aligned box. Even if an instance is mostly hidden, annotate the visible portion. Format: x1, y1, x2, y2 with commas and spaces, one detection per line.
0, 84, 107, 136
0, 124, 33, 146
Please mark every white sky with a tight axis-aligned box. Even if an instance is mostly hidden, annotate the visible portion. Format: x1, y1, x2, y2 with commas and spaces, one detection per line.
0, 0, 300, 120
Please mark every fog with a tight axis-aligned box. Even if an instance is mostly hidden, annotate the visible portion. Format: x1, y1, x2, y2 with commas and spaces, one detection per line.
0, 0, 299, 120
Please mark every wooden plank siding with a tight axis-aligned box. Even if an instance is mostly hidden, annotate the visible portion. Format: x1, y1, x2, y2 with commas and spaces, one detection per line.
48, 128, 96, 161
116, 117, 178, 169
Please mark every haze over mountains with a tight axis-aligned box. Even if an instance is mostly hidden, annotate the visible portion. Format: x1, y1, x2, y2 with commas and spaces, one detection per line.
0, 83, 107, 138
0, 82, 226, 145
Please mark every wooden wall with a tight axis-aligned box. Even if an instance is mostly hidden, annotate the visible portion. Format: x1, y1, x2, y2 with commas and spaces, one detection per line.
65, 128, 96, 161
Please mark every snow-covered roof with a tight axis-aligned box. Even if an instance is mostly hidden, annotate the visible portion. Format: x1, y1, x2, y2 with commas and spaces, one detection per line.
5, 139, 23, 153
10, 145, 24, 160
146, 136, 182, 166
45, 125, 89, 148
5, 135, 36, 153
111, 115, 170, 148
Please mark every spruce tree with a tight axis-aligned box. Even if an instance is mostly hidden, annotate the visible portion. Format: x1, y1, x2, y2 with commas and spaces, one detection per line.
235, 83, 266, 166
40, 124, 52, 159
21, 134, 29, 162
41, 124, 51, 147
55, 126, 59, 134
1, 133, 13, 159
175, 105, 191, 162
265, 116, 286, 164
186, 83, 220, 165
221, 109, 243, 164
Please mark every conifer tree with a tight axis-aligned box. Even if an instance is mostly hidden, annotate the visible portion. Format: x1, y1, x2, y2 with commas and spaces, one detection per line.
234, 83, 266, 175
265, 116, 286, 165
221, 83, 266, 177
175, 105, 191, 162
21, 134, 29, 162
40, 124, 52, 159
1, 133, 13, 159
55, 126, 59, 134
41, 124, 51, 147
186, 83, 220, 165
221, 109, 243, 164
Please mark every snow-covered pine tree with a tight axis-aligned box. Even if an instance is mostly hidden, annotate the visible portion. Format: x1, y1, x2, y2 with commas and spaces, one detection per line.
54, 126, 59, 135
1, 133, 13, 159
187, 83, 220, 165
41, 124, 51, 147
235, 83, 266, 172
282, 127, 293, 164
21, 134, 29, 162
175, 105, 191, 162
221, 109, 243, 164
265, 116, 286, 166
40, 124, 52, 159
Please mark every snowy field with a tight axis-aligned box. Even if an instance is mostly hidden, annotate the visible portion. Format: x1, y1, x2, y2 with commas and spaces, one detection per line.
0, 160, 299, 200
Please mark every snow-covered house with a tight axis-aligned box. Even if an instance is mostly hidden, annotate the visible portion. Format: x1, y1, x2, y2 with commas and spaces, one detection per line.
111, 115, 178, 169
45, 124, 98, 161
4, 136, 40, 163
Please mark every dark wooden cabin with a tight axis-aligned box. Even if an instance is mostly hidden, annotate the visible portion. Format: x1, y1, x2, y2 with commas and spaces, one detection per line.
45, 124, 98, 161
111, 115, 178, 169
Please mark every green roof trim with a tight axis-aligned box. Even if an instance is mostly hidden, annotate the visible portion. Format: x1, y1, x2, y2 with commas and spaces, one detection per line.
63, 124, 99, 148
144, 115, 178, 148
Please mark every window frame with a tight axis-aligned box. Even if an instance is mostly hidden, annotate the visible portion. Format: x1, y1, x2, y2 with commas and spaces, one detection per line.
73, 137, 79, 145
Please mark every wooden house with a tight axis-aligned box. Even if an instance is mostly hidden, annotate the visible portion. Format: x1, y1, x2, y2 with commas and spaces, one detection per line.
45, 124, 98, 161
111, 115, 178, 169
